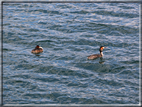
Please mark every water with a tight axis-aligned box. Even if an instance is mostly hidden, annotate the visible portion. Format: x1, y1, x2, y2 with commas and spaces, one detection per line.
2, 3, 140, 105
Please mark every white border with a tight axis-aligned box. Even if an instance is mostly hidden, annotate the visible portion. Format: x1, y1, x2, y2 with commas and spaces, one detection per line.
1, 0, 141, 106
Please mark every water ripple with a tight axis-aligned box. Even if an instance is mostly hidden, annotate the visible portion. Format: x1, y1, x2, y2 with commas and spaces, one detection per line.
3, 3, 139, 104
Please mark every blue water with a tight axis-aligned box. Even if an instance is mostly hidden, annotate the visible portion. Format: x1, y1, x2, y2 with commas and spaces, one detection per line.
2, 3, 140, 105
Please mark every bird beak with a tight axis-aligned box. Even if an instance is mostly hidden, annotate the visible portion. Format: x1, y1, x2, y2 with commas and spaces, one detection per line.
104, 47, 107, 48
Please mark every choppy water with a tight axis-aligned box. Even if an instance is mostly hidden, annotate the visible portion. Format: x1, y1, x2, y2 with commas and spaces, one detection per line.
2, 3, 140, 105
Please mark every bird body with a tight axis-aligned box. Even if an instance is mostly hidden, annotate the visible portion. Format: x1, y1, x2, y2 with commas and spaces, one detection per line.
87, 46, 106, 60
31, 45, 43, 54
87, 53, 102, 60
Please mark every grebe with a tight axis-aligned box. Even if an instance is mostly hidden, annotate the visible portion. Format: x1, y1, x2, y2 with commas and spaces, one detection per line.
31, 45, 43, 54
87, 46, 106, 60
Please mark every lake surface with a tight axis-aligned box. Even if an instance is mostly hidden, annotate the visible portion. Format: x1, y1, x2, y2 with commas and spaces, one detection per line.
2, 2, 140, 105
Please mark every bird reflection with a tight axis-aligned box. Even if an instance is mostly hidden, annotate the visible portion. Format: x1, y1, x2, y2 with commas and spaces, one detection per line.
34, 54, 40, 56
99, 57, 105, 64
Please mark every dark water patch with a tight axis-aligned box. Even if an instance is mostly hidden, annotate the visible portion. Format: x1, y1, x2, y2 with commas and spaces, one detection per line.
34, 9, 48, 14
95, 78, 124, 88
94, 10, 138, 18
96, 7, 105, 10
35, 39, 55, 43
118, 5, 135, 9
96, 23, 138, 35
84, 22, 138, 36
14, 63, 36, 70
70, 10, 90, 14
17, 32, 28, 36
27, 28, 40, 32
3, 48, 15, 52
38, 21, 47, 25
50, 68, 77, 77
56, 4, 73, 9
4, 78, 32, 88
3, 23, 11, 26
3, 3, 19, 6
35, 75, 60, 83
67, 82, 81, 87
120, 60, 139, 65
57, 96, 107, 104
3, 31, 15, 37
75, 62, 112, 74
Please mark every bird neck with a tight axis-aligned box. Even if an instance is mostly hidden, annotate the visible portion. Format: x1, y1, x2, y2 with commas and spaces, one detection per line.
100, 51, 103, 56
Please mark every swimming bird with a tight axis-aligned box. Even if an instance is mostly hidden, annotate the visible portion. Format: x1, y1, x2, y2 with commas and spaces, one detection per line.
31, 45, 43, 54
87, 46, 106, 60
